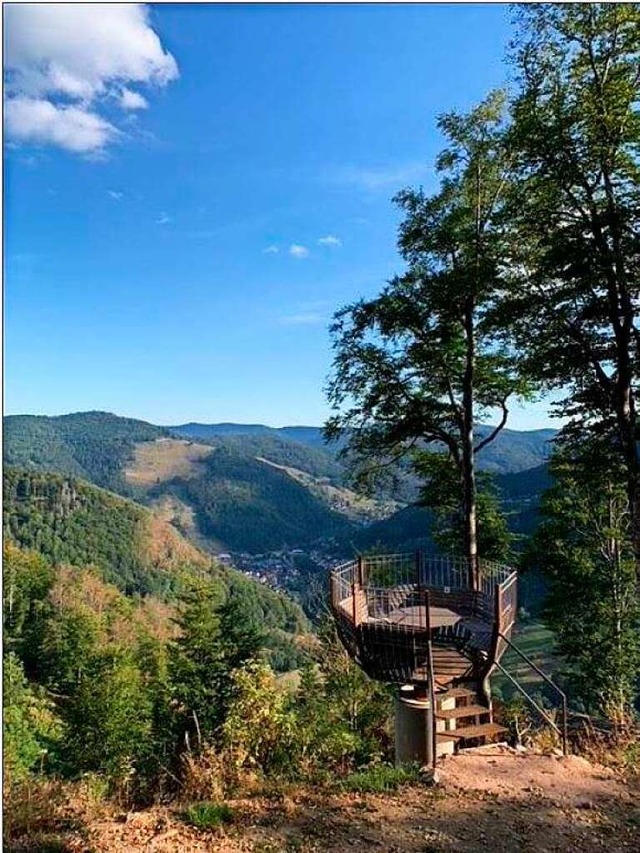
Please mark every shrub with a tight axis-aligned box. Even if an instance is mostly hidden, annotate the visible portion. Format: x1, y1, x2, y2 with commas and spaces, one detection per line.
3, 653, 62, 781
222, 660, 298, 778
180, 745, 228, 802
339, 763, 421, 793
2, 777, 69, 850
182, 801, 234, 830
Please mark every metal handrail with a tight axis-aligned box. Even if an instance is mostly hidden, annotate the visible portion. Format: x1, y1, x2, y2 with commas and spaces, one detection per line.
497, 631, 568, 755
331, 553, 516, 590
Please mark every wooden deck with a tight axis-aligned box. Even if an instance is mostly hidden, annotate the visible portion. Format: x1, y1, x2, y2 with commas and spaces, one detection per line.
330, 552, 517, 690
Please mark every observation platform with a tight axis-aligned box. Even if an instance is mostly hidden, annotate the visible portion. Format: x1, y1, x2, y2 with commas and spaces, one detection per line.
329, 552, 517, 691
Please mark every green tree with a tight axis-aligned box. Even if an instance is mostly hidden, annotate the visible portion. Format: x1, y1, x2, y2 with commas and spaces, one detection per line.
326, 93, 528, 584
62, 649, 154, 790
2, 543, 55, 673
532, 440, 639, 726
3, 653, 62, 781
503, 3, 640, 574
170, 581, 263, 745
419, 455, 513, 562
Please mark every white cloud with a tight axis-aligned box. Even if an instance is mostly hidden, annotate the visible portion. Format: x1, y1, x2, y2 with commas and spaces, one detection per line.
108, 190, 123, 200
262, 245, 279, 254
332, 162, 430, 192
4, 97, 119, 153
279, 312, 325, 326
289, 244, 309, 259
156, 212, 172, 225
318, 235, 342, 247
4, 4, 178, 154
120, 88, 148, 110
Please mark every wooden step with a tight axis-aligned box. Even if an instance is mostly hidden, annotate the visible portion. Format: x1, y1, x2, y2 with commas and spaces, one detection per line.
437, 722, 507, 742
436, 686, 476, 700
436, 704, 490, 720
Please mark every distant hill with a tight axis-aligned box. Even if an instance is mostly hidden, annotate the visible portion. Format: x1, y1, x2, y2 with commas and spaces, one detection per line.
4, 411, 167, 493
168, 422, 332, 450
168, 421, 556, 474
148, 447, 351, 553
4, 411, 556, 556
347, 463, 552, 552
3, 468, 309, 641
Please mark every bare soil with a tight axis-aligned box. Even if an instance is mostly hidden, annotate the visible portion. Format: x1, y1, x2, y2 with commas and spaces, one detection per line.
124, 438, 214, 487
32, 749, 639, 853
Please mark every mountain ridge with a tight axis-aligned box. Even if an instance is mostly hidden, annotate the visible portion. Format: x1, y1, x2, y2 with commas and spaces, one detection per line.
4, 411, 556, 556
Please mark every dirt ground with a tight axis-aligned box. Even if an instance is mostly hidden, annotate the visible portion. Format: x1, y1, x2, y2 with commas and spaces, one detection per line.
18, 749, 640, 853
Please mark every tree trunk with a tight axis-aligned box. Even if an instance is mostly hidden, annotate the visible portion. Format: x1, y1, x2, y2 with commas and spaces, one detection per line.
616, 369, 640, 586
462, 294, 479, 590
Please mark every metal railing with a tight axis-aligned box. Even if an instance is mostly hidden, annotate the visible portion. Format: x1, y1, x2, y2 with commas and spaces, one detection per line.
330, 551, 518, 636
495, 631, 568, 755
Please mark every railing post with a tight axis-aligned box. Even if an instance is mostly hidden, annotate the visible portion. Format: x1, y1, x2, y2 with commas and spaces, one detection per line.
351, 579, 357, 626
495, 584, 503, 634
415, 549, 421, 586
357, 554, 364, 588
424, 588, 437, 772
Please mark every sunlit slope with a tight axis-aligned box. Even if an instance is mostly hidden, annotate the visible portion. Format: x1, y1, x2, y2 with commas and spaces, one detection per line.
3, 468, 309, 640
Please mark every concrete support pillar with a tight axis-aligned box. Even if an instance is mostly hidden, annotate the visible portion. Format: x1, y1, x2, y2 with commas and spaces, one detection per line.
394, 687, 434, 767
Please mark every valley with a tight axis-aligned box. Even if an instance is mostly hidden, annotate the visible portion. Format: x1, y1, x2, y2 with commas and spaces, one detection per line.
3, 410, 554, 612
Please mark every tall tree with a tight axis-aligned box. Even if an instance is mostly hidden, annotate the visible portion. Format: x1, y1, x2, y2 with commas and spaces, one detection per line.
170, 581, 263, 744
326, 93, 528, 586
532, 436, 639, 726
503, 3, 640, 574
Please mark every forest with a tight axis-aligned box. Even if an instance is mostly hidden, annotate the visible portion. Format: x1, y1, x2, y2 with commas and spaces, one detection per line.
3, 5, 639, 851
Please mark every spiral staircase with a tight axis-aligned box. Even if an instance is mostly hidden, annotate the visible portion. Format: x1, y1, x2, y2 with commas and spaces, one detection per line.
330, 552, 519, 757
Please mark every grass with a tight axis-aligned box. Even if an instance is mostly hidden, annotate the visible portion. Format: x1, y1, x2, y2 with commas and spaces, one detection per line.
494, 621, 559, 694
339, 763, 421, 793
181, 801, 235, 831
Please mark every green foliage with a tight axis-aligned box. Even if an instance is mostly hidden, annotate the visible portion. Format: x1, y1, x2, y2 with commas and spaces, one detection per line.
182, 801, 235, 830
3, 653, 62, 781
61, 649, 154, 791
532, 446, 640, 725
294, 622, 393, 774
501, 3, 640, 563
414, 452, 514, 562
4, 411, 167, 493
222, 660, 297, 777
339, 763, 421, 793
179, 448, 349, 552
3, 542, 56, 665
3, 469, 171, 596
170, 580, 264, 742
326, 92, 529, 564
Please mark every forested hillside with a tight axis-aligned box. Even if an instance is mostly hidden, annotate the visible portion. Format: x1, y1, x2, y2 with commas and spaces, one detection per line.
170, 421, 555, 474
169, 448, 349, 552
4, 411, 555, 555
4, 412, 167, 493
2, 469, 308, 638
3, 468, 202, 596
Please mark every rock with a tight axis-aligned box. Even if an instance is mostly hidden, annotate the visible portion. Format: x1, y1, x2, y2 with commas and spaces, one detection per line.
420, 767, 441, 786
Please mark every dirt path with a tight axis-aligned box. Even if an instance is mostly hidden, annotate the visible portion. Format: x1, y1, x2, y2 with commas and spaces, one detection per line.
43, 751, 640, 852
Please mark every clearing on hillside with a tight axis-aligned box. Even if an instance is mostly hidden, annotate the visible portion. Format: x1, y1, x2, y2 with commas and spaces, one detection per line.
124, 438, 214, 487
256, 456, 400, 523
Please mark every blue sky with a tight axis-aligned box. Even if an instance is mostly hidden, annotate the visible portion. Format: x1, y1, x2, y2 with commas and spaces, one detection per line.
4, 2, 558, 429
